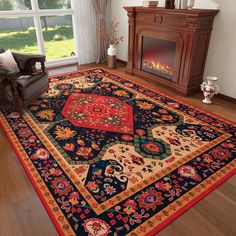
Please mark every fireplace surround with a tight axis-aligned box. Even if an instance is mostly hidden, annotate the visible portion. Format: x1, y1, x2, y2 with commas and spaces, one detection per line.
124, 7, 219, 96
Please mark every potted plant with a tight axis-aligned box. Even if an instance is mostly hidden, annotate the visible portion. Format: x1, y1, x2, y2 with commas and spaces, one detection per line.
102, 20, 124, 68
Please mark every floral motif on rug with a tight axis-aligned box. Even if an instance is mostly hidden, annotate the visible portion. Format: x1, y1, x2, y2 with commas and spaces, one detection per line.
0, 68, 235, 236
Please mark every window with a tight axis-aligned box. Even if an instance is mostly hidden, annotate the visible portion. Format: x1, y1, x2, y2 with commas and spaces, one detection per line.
0, 17, 38, 54
0, 0, 32, 11
38, 0, 71, 9
0, 0, 78, 66
40, 15, 75, 60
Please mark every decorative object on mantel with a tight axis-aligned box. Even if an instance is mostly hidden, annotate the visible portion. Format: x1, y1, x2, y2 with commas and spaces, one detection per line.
143, 0, 159, 7
102, 20, 124, 69
176, 0, 188, 9
201, 76, 220, 104
187, 0, 195, 10
165, 0, 175, 9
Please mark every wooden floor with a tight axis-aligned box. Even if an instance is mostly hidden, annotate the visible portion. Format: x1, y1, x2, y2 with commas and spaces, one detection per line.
0, 64, 235, 236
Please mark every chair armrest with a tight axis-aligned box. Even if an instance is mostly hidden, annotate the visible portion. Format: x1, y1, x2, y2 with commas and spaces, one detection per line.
0, 68, 18, 103
7, 70, 19, 80
0, 69, 7, 82
13, 52, 46, 73
0, 68, 8, 77
0, 69, 18, 80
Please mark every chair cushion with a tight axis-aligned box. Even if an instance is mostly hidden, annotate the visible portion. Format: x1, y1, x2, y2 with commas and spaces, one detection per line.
16, 72, 49, 100
16, 72, 46, 87
0, 50, 20, 73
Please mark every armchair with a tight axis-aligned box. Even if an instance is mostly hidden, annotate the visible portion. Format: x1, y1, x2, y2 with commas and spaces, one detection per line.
0, 49, 49, 110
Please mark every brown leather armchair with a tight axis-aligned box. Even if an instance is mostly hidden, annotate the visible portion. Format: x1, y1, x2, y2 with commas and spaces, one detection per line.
0, 49, 49, 110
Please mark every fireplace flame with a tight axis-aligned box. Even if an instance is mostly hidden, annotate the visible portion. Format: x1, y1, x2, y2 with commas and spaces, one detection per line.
143, 58, 173, 76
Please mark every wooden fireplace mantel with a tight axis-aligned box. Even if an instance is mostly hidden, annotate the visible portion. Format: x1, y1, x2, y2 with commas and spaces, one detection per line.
124, 7, 219, 96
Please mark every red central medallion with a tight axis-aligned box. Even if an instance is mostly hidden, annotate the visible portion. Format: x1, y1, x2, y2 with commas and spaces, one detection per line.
61, 93, 134, 134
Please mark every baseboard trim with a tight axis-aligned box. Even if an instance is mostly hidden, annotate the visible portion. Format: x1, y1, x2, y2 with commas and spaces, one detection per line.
217, 93, 236, 104
117, 59, 127, 66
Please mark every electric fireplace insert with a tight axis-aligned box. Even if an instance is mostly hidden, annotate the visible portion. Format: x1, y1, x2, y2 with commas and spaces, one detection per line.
141, 37, 176, 80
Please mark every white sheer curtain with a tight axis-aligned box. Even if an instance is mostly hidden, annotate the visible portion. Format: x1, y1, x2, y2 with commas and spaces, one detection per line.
73, 0, 111, 65
74, 0, 97, 65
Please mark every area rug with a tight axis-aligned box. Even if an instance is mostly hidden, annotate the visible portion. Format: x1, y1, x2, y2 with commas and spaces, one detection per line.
0, 67, 235, 236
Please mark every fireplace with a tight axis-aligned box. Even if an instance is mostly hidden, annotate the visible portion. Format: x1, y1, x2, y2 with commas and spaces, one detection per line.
141, 37, 176, 80
124, 7, 219, 96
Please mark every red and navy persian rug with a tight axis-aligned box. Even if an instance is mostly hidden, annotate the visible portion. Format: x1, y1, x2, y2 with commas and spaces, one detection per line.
0, 67, 235, 236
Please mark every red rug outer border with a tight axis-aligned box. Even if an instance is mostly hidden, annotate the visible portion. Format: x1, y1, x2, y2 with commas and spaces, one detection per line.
0, 119, 65, 236
0, 66, 235, 236
145, 167, 236, 236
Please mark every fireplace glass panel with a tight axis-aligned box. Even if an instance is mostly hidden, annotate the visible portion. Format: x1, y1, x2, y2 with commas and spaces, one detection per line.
141, 37, 176, 80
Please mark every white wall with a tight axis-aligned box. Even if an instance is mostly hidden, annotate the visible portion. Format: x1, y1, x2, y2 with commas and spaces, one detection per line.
111, 0, 236, 98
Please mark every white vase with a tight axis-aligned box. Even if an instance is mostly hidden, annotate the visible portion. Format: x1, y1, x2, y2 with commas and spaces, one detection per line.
107, 44, 117, 56
187, 0, 195, 9
200, 76, 220, 104
143, 0, 149, 7
176, 0, 188, 9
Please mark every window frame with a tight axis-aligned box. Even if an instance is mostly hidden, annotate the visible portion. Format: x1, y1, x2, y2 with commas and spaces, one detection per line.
0, 0, 79, 67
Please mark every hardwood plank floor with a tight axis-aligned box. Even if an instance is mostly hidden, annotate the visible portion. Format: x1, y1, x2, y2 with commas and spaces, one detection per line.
0, 63, 235, 236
